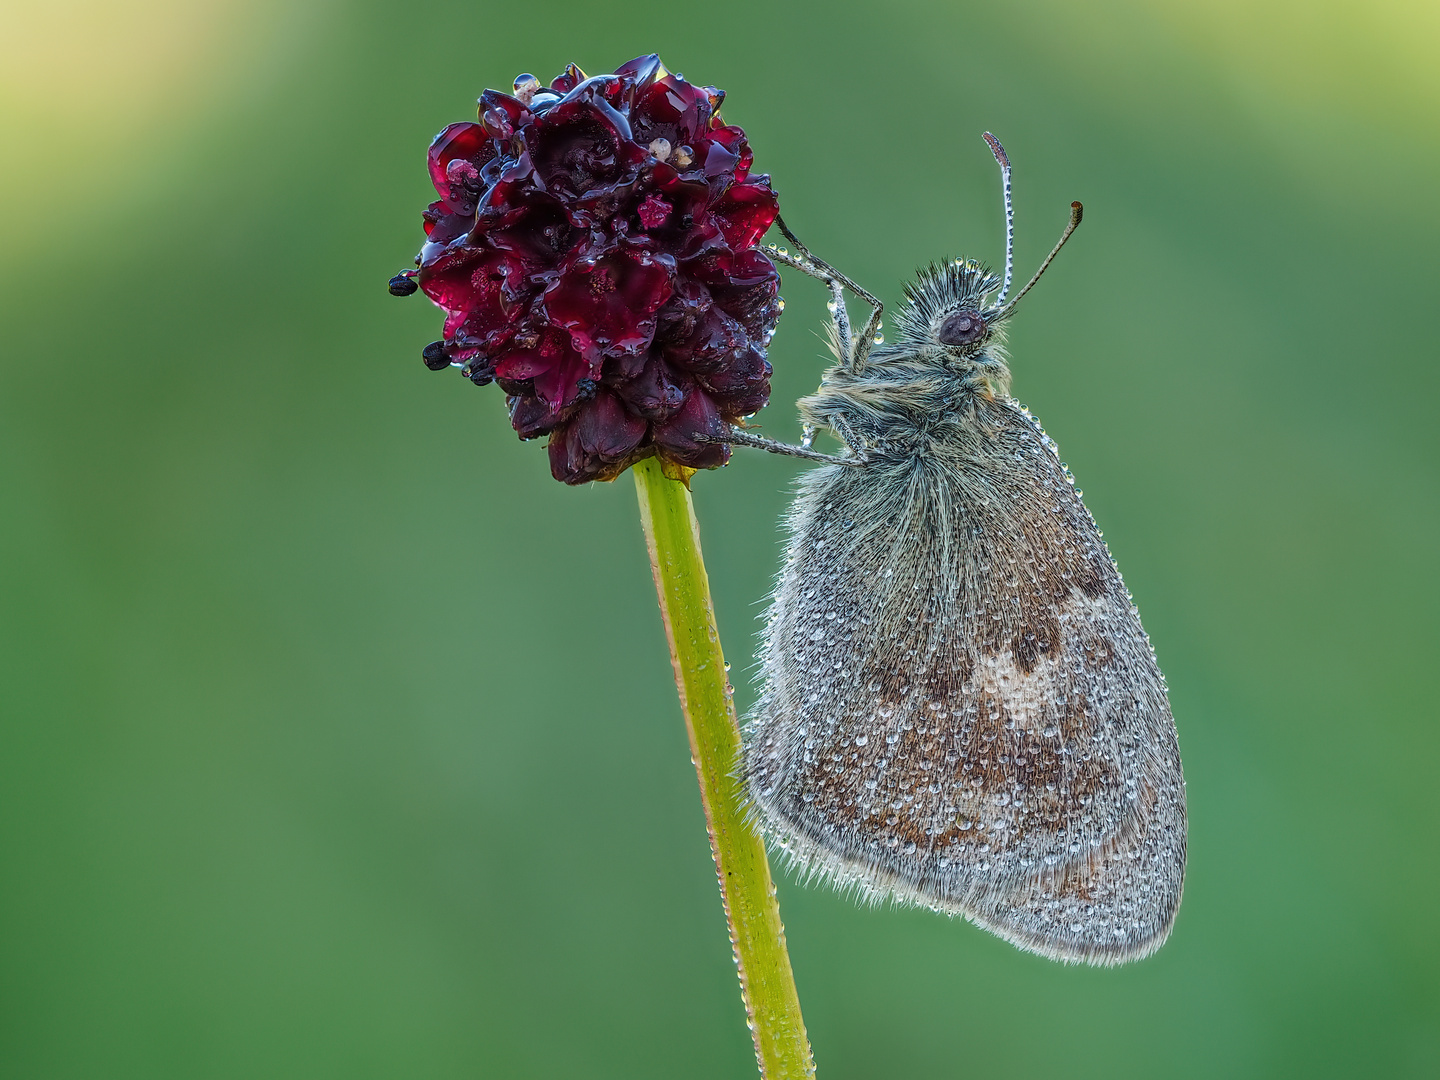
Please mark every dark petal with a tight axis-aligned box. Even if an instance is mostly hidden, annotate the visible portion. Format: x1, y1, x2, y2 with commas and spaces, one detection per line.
702, 138, 740, 179
453, 300, 519, 356
613, 54, 665, 90
632, 74, 713, 147
612, 354, 687, 420
646, 172, 726, 260
419, 248, 528, 340
489, 146, 537, 196
495, 325, 596, 409
550, 63, 587, 94
697, 249, 782, 337
652, 388, 729, 469
508, 393, 560, 439
652, 278, 713, 346
417, 243, 482, 311
670, 304, 748, 374
548, 391, 649, 483
428, 122, 495, 212
420, 200, 473, 247
651, 165, 710, 201
707, 124, 753, 178
482, 174, 546, 223
578, 390, 648, 457
700, 346, 772, 417
547, 427, 586, 483
587, 74, 632, 114
533, 352, 597, 409
529, 98, 630, 198
484, 193, 578, 268
494, 375, 534, 396
479, 89, 528, 141
676, 220, 727, 263
712, 179, 779, 251
568, 150, 649, 219
544, 250, 674, 362
607, 343, 653, 381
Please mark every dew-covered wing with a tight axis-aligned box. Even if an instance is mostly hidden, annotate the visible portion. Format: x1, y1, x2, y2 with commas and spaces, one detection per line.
744, 401, 1186, 964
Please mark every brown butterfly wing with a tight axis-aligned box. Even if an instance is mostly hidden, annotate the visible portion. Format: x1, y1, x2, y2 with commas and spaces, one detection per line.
745, 400, 1186, 964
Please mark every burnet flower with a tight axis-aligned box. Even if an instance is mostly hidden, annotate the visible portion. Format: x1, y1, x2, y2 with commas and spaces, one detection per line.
391, 55, 781, 483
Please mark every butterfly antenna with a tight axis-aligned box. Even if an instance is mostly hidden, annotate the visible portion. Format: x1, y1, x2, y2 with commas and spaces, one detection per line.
982, 132, 1015, 304
996, 201, 1083, 319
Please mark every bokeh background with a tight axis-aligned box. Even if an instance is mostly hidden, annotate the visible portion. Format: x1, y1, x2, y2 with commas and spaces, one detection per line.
2, 0, 1437, 1076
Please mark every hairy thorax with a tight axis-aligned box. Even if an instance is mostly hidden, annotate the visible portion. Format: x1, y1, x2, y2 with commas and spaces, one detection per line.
797, 344, 1013, 454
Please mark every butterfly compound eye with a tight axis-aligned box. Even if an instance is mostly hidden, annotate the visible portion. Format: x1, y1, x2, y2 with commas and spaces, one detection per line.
937, 309, 988, 346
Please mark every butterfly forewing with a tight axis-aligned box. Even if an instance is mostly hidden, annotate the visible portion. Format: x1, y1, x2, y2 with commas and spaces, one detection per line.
745, 398, 1186, 964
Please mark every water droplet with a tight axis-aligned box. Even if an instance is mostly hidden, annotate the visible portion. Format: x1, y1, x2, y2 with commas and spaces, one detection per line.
800, 424, 816, 449
513, 73, 541, 106
723, 661, 731, 672
872, 330, 884, 344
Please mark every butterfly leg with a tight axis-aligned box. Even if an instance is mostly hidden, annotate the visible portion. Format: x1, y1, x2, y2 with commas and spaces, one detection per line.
767, 246, 853, 364
766, 215, 884, 374
827, 413, 864, 454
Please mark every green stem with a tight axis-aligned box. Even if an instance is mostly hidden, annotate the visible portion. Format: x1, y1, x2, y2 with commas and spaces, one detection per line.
632, 456, 815, 1080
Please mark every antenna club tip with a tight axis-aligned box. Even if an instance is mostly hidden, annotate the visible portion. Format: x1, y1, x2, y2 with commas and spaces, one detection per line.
1070, 201, 1083, 224
982, 132, 1011, 169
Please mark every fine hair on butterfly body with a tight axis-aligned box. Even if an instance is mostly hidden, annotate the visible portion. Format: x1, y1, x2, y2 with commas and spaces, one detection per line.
729, 135, 1186, 965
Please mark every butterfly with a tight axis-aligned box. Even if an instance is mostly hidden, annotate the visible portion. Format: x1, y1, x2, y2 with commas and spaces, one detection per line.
727, 134, 1186, 965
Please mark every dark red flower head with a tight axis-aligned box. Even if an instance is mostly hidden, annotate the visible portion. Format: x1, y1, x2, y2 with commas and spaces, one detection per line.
396, 56, 781, 483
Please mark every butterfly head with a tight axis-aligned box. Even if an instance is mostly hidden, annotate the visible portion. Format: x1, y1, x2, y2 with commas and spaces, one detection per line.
892, 258, 1015, 395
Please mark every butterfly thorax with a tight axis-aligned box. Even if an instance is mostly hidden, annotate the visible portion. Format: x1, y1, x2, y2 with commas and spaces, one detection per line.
799, 259, 1018, 453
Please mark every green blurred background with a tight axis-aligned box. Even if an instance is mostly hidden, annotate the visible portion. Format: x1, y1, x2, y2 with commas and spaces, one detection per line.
2, 0, 1436, 1076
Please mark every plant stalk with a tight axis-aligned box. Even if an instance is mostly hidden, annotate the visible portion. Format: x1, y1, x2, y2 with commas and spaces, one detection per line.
632, 456, 815, 1080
